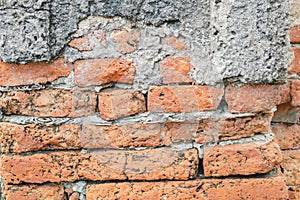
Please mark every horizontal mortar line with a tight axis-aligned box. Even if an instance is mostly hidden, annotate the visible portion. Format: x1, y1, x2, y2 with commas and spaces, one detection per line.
0, 111, 260, 125
281, 147, 300, 152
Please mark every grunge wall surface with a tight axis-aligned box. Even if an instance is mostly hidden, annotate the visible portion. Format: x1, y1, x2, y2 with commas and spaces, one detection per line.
0, 0, 297, 199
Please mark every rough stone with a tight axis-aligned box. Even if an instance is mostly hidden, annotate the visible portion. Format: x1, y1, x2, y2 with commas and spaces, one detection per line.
291, 0, 300, 28
3, 184, 64, 200
0, 58, 72, 86
272, 124, 300, 150
203, 140, 282, 177
0, 122, 81, 153
148, 85, 223, 113
226, 84, 290, 113
0, 148, 198, 184
281, 150, 300, 186
86, 176, 288, 200
98, 89, 146, 120
160, 57, 194, 84
74, 58, 136, 86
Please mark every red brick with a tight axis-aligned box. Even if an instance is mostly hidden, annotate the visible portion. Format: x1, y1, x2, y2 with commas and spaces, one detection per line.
74, 58, 136, 86
272, 103, 300, 124
80, 123, 166, 148
98, 89, 146, 120
0, 148, 198, 184
160, 57, 194, 84
69, 36, 94, 51
0, 89, 96, 117
3, 184, 64, 200
0, 58, 72, 86
162, 36, 186, 50
0, 122, 81, 153
203, 140, 282, 177
110, 28, 140, 54
86, 176, 288, 200
272, 124, 300, 150
148, 85, 223, 113
291, 80, 300, 107
225, 84, 290, 113
195, 112, 272, 143
289, 48, 300, 73
281, 150, 300, 186
291, 26, 300, 43
289, 187, 300, 200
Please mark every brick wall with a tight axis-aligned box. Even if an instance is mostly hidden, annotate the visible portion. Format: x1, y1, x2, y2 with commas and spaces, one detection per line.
0, 1, 297, 200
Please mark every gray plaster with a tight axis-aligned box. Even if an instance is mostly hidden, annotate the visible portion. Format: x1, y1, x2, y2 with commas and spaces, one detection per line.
0, 0, 290, 86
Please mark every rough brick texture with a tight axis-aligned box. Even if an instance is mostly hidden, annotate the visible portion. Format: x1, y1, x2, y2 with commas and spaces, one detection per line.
162, 36, 186, 50
98, 89, 146, 120
281, 150, 300, 186
226, 84, 290, 113
74, 58, 136, 86
0, 122, 81, 153
86, 176, 288, 200
148, 86, 223, 113
0, 89, 96, 117
110, 28, 140, 54
291, 26, 300, 43
160, 57, 194, 84
272, 124, 300, 150
272, 103, 300, 124
289, 48, 300, 73
203, 140, 282, 177
0, 58, 72, 86
3, 184, 64, 200
291, 80, 300, 107
0, 148, 198, 184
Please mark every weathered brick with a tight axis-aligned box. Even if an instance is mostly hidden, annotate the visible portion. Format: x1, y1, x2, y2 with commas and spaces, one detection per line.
148, 85, 223, 113
291, 0, 300, 28
272, 103, 300, 124
0, 148, 198, 184
80, 123, 165, 149
160, 57, 194, 84
289, 187, 300, 200
69, 30, 107, 51
0, 89, 96, 117
289, 48, 300, 73
203, 140, 282, 177
162, 36, 186, 50
281, 150, 300, 186
98, 89, 146, 120
195, 112, 272, 143
291, 80, 300, 107
226, 84, 290, 113
0, 58, 72, 86
291, 26, 300, 43
272, 124, 300, 150
74, 58, 136, 86
0, 122, 81, 153
110, 28, 140, 54
3, 184, 64, 200
86, 176, 288, 200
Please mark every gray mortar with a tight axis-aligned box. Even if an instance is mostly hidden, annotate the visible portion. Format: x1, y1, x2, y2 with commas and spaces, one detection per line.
64, 181, 87, 200
0, 0, 290, 86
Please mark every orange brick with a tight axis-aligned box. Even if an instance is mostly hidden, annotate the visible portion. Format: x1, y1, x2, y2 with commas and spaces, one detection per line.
162, 36, 186, 50
98, 89, 146, 120
289, 48, 300, 73
291, 26, 300, 43
203, 140, 282, 177
69, 36, 94, 51
148, 85, 223, 113
272, 124, 300, 150
3, 184, 64, 200
0, 148, 198, 184
74, 58, 136, 86
110, 28, 140, 54
281, 150, 300, 186
291, 80, 300, 107
0, 58, 72, 86
226, 84, 290, 113
0, 89, 96, 117
272, 103, 300, 124
160, 57, 194, 84
0, 122, 81, 153
289, 187, 300, 200
86, 176, 288, 200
